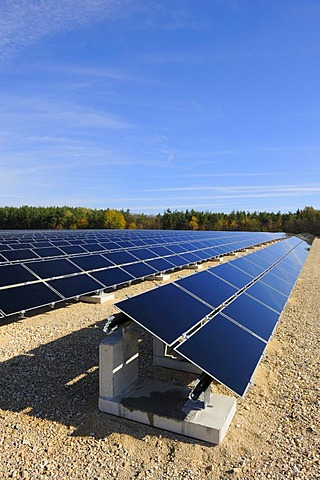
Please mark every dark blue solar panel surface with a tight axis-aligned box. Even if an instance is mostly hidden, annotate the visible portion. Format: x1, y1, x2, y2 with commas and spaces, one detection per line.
116, 283, 212, 346
222, 294, 280, 341
129, 248, 156, 261
245, 281, 288, 313
0, 283, 61, 315
0, 264, 37, 287
104, 251, 139, 265
176, 314, 266, 397
33, 247, 64, 258
208, 263, 253, 289
25, 258, 81, 279
145, 258, 176, 272
91, 267, 134, 288
146, 258, 175, 273
165, 254, 188, 267
113, 234, 311, 396
3, 249, 39, 261
70, 254, 114, 270
47, 274, 103, 298
260, 271, 295, 297
230, 257, 266, 278
121, 262, 157, 279
176, 270, 237, 309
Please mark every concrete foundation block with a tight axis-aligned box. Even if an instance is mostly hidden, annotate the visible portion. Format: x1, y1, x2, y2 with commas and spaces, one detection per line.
149, 273, 171, 281
185, 264, 203, 270
153, 337, 201, 374
81, 292, 115, 304
99, 378, 236, 444
99, 327, 236, 444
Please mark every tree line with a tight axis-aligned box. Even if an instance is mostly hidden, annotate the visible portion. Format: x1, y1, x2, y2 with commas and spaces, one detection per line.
0, 205, 319, 236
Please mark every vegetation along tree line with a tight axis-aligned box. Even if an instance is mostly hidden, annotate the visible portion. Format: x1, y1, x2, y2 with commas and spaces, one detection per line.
0, 206, 319, 236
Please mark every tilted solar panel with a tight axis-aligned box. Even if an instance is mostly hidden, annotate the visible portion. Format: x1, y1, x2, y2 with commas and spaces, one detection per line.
116, 283, 212, 346
175, 313, 267, 397
115, 235, 311, 397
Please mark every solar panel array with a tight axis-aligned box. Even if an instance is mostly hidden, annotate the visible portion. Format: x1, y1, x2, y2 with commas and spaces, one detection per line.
0, 230, 285, 318
116, 235, 311, 397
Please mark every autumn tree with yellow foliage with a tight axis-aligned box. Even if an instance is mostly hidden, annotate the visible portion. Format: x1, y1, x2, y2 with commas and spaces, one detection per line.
103, 209, 126, 229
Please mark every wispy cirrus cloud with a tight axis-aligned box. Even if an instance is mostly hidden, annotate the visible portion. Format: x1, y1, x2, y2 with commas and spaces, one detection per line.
145, 184, 320, 194
0, 0, 132, 61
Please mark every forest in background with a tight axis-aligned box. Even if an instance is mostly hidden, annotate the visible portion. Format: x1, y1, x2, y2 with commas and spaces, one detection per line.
0, 205, 319, 236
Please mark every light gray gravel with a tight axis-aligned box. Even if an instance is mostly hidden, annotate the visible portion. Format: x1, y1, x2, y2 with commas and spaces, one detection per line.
0, 239, 319, 479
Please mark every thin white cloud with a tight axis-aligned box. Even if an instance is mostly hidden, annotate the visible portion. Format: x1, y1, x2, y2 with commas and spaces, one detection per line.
0, 0, 131, 61
145, 184, 320, 194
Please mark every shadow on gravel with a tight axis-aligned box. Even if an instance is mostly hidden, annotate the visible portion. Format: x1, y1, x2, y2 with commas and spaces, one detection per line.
0, 319, 205, 445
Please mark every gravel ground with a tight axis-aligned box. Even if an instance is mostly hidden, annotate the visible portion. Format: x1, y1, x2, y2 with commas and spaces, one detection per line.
0, 239, 319, 480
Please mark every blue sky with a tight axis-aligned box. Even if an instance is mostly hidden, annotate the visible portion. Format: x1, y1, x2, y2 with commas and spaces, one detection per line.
0, 0, 319, 214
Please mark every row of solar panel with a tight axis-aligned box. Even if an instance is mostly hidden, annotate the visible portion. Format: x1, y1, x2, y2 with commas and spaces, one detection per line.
0, 232, 284, 263
0, 233, 286, 317
0, 230, 285, 242
0, 246, 274, 317
115, 237, 309, 396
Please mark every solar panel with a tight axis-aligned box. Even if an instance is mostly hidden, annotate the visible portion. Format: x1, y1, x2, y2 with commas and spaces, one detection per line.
121, 262, 158, 279
59, 245, 87, 255
259, 271, 295, 297
129, 248, 156, 261
32, 247, 64, 258
116, 283, 212, 346
90, 267, 134, 288
229, 257, 266, 278
180, 252, 202, 263
164, 254, 188, 267
176, 270, 237, 309
208, 263, 253, 290
104, 251, 139, 265
114, 234, 311, 397
47, 274, 103, 298
2, 249, 40, 261
175, 314, 266, 397
69, 254, 114, 270
0, 282, 62, 316
221, 294, 280, 341
0, 264, 38, 287
82, 243, 105, 252
145, 257, 176, 272
25, 258, 81, 279
245, 281, 288, 313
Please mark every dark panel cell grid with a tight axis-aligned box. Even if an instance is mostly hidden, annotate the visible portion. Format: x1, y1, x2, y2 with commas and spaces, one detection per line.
0, 264, 38, 287
116, 283, 212, 346
32, 247, 64, 258
176, 314, 266, 397
245, 281, 288, 314
70, 254, 114, 271
91, 267, 134, 288
145, 258, 176, 272
25, 258, 81, 279
176, 270, 237, 309
48, 274, 104, 299
208, 263, 253, 290
222, 294, 280, 342
104, 251, 139, 266
2, 249, 40, 262
121, 262, 157, 280
0, 282, 62, 316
